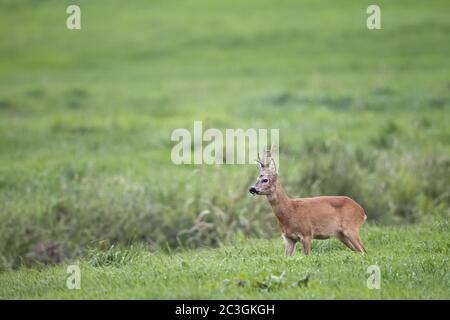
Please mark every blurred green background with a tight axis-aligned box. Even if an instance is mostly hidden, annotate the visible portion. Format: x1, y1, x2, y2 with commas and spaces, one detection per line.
0, 0, 449, 270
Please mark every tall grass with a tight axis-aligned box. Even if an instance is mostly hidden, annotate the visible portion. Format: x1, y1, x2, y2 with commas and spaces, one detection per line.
0, 141, 448, 269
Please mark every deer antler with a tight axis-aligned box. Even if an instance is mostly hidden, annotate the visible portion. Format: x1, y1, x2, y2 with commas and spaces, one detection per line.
256, 146, 275, 171
256, 151, 264, 168
263, 147, 272, 167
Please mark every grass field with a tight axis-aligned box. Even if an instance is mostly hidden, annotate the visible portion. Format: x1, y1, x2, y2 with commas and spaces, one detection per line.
1, 217, 448, 299
0, 0, 449, 299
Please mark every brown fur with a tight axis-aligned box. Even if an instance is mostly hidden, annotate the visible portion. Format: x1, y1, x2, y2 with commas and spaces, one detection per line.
250, 154, 367, 256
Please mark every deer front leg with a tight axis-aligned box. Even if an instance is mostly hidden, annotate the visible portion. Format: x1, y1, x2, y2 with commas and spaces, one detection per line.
282, 235, 296, 257
300, 236, 311, 256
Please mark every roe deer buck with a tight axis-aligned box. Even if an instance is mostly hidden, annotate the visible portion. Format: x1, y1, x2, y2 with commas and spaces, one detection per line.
249, 149, 367, 256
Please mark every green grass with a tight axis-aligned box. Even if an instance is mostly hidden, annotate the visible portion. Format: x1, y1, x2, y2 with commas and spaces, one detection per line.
1, 217, 448, 299
0, 0, 449, 299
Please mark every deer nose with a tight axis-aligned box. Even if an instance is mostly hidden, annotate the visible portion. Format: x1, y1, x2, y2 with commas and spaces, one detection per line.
249, 187, 257, 194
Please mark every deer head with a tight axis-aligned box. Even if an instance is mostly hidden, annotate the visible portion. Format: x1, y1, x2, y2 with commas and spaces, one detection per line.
249, 147, 278, 196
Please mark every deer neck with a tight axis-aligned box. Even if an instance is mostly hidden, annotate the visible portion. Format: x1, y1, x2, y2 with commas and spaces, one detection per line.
266, 179, 291, 222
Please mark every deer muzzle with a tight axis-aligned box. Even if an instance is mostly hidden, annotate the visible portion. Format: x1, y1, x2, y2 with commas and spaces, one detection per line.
249, 187, 259, 195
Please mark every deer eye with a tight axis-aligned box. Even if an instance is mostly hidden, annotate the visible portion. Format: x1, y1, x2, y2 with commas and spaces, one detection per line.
262, 178, 269, 183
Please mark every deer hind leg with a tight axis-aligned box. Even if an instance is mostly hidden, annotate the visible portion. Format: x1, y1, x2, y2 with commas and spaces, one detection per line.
283, 235, 296, 257
342, 231, 366, 254
353, 233, 367, 254
337, 232, 358, 251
